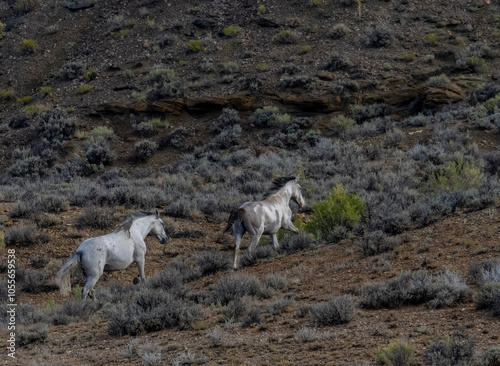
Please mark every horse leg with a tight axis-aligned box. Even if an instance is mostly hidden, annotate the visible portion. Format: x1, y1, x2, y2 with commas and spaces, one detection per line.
136, 259, 146, 283
248, 231, 263, 256
82, 275, 99, 302
233, 222, 245, 270
270, 233, 279, 250
283, 220, 300, 234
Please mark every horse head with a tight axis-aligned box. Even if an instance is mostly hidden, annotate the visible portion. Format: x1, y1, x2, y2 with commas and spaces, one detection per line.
150, 209, 169, 244
291, 175, 306, 208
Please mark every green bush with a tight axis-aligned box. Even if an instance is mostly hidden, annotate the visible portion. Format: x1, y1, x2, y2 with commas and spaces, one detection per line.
425, 33, 438, 45
222, 61, 239, 74
376, 340, 414, 366
0, 22, 5, 39
429, 156, 483, 192
187, 40, 203, 52
222, 25, 241, 37
17, 96, 32, 104
0, 89, 15, 100
466, 56, 486, 73
83, 67, 97, 81
76, 84, 93, 94
275, 30, 297, 44
16, 0, 37, 12
478, 346, 500, 366
306, 183, 365, 238
257, 5, 266, 15
39, 86, 52, 96
18, 39, 36, 54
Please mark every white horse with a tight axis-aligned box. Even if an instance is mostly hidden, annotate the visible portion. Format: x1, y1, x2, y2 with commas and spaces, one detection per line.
225, 176, 305, 269
57, 210, 168, 301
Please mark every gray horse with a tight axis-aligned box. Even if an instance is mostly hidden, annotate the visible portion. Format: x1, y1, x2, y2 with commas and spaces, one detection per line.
57, 210, 168, 301
225, 175, 305, 269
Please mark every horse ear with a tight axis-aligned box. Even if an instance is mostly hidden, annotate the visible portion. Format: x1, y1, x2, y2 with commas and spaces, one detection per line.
155, 209, 160, 218
295, 174, 300, 182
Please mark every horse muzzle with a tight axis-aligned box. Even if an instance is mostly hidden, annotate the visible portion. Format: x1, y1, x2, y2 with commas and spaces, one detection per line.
158, 235, 168, 244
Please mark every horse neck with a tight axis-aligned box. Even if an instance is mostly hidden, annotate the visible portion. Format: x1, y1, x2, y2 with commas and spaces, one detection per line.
129, 216, 154, 240
268, 184, 293, 206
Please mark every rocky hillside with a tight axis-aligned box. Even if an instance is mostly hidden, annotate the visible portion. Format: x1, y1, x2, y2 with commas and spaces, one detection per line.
1, 0, 500, 365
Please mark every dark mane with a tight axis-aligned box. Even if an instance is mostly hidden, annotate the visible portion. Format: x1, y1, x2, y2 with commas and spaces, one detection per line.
114, 211, 155, 236
264, 176, 296, 197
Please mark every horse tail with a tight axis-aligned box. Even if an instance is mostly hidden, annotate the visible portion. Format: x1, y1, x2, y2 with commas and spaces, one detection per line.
56, 253, 81, 297
223, 208, 245, 233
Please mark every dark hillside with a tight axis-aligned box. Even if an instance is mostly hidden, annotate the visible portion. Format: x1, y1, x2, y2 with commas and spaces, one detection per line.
1, 0, 500, 365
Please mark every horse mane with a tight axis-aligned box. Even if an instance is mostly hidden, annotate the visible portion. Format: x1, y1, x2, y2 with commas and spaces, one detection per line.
114, 211, 155, 236
264, 176, 296, 197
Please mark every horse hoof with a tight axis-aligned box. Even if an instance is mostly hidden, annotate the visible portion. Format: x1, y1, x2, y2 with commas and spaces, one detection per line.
133, 277, 140, 285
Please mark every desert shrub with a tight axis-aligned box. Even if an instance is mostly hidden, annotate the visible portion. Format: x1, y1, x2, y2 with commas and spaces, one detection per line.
224, 297, 247, 320
76, 84, 93, 94
4, 225, 38, 246
296, 326, 333, 343
130, 114, 156, 137
206, 326, 225, 347
360, 269, 470, 309
9, 116, 29, 129
428, 268, 472, 309
35, 108, 76, 146
332, 79, 360, 95
478, 347, 500, 366
17, 324, 49, 347
278, 232, 313, 253
18, 39, 36, 54
131, 140, 157, 162
475, 282, 500, 315
382, 128, 404, 148
239, 245, 277, 268
82, 137, 116, 166
329, 23, 350, 39
0, 123, 9, 133
16, 0, 37, 12
212, 125, 242, 149
355, 230, 400, 257
262, 273, 287, 292
147, 79, 186, 99
403, 114, 432, 127
376, 340, 414, 366
90, 126, 116, 141
76, 206, 116, 229
212, 274, 261, 305
427, 74, 451, 87
350, 103, 389, 124
7, 155, 50, 178
1, 88, 15, 100
469, 259, 500, 285
306, 183, 365, 240
83, 67, 97, 81
365, 24, 393, 47
275, 30, 297, 44
425, 333, 474, 366
322, 51, 353, 71
60, 61, 85, 81
16, 268, 49, 293
187, 40, 203, 52
269, 296, 294, 315
465, 57, 486, 74
222, 61, 239, 74
278, 75, 315, 90
0, 21, 5, 39
310, 295, 356, 326
330, 115, 354, 135
39, 86, 52, 96
241, 306, 261, 328
159, 127, 193, 149
196, 250, 231, 276
429, 156, 483, 192
222, 25, 241, 37
213, 108, 241, 133
17, 95, 32, 104
149, 67, 175, 84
